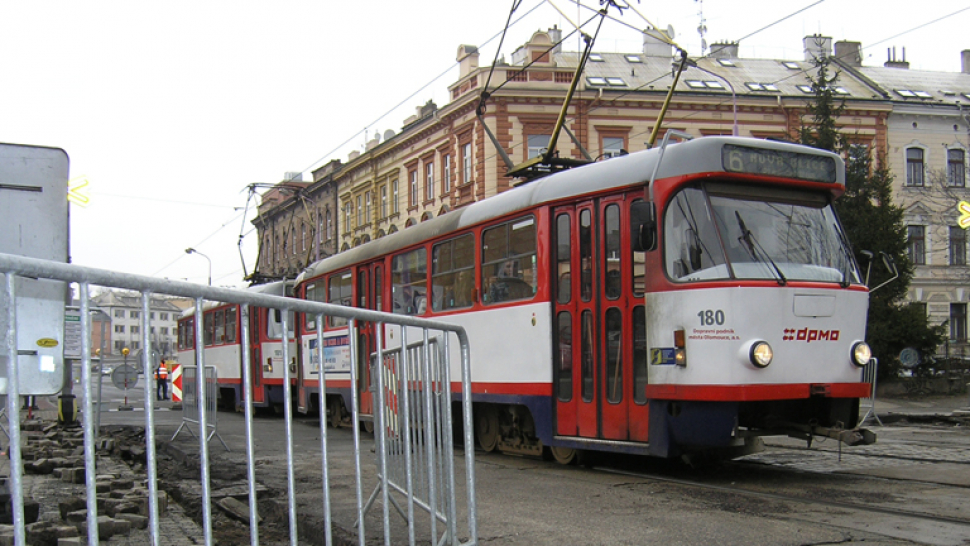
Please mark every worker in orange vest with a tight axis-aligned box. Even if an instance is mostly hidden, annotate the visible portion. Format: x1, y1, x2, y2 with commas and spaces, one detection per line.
155, 361, 169, 401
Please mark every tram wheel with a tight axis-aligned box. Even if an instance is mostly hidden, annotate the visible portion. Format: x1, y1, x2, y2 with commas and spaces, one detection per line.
362, 420, 374, 434
548, 446, 579, 465
328, 398, 343, 428
475, 406, 500, 452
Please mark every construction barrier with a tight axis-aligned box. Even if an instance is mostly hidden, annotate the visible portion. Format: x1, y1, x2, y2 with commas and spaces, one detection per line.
859, 357, 882, 426
0, 251, 477, 546
171, 364, 226, 451
170, 363, 183, 403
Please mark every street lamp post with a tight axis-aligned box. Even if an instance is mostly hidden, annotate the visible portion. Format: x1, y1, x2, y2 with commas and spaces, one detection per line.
185, 248, 212, 286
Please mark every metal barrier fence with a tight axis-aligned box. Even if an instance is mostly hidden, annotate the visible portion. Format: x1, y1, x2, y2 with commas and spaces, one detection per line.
171, 364, 228, 451
859, 357, 882, 426
0, 252, 477, 546
362, 335, 458, 545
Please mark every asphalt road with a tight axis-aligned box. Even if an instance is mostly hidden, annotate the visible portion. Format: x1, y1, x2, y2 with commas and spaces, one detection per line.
58, 380, 970, 545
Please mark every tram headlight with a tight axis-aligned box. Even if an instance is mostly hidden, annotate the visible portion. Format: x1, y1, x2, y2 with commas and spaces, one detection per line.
749, 341, 773, 368
851, 341, 871, 367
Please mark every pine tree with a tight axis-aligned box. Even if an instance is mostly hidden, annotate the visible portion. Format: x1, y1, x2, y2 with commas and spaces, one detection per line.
798, 53, 944, 379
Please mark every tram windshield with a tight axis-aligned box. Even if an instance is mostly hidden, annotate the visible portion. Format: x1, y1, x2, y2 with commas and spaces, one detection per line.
664, 183, 861, 284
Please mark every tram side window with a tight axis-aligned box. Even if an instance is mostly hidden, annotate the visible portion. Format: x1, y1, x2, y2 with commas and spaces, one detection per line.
481, 216, 537, 305
432, 234, 475, 311
664, 188, 727, 281
633, 306, 647, 404
203, 313, 214, 346
631, 199, 645, 296
225, 307, 237, 344
328, 271, 353, 327
555, 311, 572, 402
605, 307, 622, 403
304, 282, 325, 331
555, 214, 571, 304
178, 319, 194, 350
266, 309, 295, 340
214, 309, 225, 344
604, 204, 622, 299
392, 248, 427, 315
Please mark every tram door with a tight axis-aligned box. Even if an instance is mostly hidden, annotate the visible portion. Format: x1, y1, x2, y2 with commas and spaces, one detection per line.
553, 198, 634, 441
248, 307, 265, 405
356, 263, 382, 419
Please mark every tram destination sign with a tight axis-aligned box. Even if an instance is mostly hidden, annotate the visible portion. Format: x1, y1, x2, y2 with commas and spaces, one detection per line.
722, 144, 837, 183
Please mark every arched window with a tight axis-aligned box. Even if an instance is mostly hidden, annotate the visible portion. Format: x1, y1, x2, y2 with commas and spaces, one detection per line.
421, 211, 434, 222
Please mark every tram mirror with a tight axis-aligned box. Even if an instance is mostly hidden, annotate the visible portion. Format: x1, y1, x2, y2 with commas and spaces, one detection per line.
630, 201, 656, 252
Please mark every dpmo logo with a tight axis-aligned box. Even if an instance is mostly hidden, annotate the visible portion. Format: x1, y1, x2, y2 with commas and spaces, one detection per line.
782, 328, 840, 343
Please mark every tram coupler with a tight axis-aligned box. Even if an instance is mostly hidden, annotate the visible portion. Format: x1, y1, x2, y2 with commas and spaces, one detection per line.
786, 423, 877, 447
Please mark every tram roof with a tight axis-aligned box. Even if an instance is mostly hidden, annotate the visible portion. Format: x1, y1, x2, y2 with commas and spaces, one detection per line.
178, 280, 291, 318
298, 136, 844, 284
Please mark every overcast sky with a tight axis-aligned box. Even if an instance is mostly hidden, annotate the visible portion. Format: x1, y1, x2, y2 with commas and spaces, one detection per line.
2, 1, 967, 288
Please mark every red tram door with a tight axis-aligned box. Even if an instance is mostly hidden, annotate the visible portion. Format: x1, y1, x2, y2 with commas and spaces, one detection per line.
553, 199, 635, 441
356, 263, 382, 420
248, 307, 265, 405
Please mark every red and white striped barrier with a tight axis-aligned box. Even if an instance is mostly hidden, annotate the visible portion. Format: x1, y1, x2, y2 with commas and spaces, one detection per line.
171, 364, 183, 404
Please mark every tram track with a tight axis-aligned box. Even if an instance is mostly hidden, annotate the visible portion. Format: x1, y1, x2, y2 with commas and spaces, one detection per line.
590, 456, 970, 544
759, 442, 970, 469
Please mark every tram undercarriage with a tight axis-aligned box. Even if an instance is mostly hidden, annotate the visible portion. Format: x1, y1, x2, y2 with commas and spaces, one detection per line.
473, 396, 876, 465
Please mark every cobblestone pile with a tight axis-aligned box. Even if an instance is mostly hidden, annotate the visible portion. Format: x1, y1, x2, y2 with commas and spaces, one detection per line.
0, 420, 201, 546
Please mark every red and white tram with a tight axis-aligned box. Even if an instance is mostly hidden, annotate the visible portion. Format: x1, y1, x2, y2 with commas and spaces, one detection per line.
176, 281, 297, 412
295, 136, 874, 462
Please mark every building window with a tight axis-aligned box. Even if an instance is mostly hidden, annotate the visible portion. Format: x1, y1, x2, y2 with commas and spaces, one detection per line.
442, 154, 451, 193
948, 149, 965, 187
131, 325, 140, 334
380, 186, 388, 218
527, 134, 550, 159
908, 225, 925, 265
951, 226, 967, 265
409, 170, 418, 208
114, 341, 125, 352
326, 209, 333, 240
602, 137, 624, 159
131, 341, 140, 350
462, 143, 472, 184
951, 303, 967, 341
130, 310, 140, 319
425, 162, 434, 201
356, 195, 363, 227
149, 312, 155, 320
291, 229, 296, 255
160, 312, 168, 321
114, 309, 124, 318
392, 179, 400, 214
317, 209, 324, 244
344, 203, 351, 232
364, 191, 372, 223
160, 327, 168, 335
114, 325, 125, 333
301, 223, 306, 251
906, 148, 924, 187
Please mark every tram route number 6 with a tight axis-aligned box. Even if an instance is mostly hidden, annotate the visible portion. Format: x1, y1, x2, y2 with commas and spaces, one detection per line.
697, 309, 725, 326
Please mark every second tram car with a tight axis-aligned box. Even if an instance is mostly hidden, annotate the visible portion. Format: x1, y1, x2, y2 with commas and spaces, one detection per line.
295, 136, 875, 462
177, 281, 297, 412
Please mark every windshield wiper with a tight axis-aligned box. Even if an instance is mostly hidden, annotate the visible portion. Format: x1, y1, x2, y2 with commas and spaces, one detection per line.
735, 211, 787, 286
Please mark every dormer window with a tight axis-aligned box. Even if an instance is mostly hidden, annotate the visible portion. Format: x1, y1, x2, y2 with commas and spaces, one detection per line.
797, 85, 814, 94
624, 55, 642, 63
586, 76, 608, 86
588, 53, 604, 62
782, 61, 800, 70
716, 58, 736, 67
606, 77, 626, 87
685, 80, 725, 90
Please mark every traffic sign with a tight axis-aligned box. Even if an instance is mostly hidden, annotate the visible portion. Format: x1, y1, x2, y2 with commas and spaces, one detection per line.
111, 365, 139, 390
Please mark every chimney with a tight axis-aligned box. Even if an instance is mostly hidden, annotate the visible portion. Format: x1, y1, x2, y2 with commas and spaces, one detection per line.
884, 46, 909, 69
642, 27, 673, 58
457, 44, 479, 78
961, 50, 970, 74
803, 34, 832, 61
709, 41, 739, 59
834, 41, 862, 67
547, 25, 562, 55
